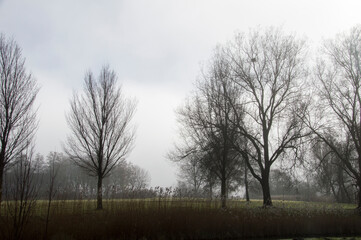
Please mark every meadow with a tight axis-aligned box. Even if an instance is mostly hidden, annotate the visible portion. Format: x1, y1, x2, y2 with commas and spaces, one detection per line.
1, 198, 361, 240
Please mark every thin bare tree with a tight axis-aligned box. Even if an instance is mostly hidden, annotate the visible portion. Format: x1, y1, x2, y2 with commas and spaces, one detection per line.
307, 26, 361, 208
3, 146, 40, 240
0, 34, 39, 205
44, 152, 59, 240
225, 27, 310, 206
65, 66, 136, 210
177, 152, 206, 196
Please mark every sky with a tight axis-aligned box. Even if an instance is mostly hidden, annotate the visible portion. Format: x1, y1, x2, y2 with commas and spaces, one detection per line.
0, 0, 361, 187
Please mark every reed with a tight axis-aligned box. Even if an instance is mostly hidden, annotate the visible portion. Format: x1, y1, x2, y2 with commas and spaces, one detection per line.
0, 198, 360, 239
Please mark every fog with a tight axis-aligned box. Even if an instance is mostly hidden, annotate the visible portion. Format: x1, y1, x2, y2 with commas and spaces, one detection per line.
0, 0, 360, 187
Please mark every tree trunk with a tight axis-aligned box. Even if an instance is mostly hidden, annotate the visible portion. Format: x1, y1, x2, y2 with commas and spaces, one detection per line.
245, 183, 250, 202
44, 192, 52, 240
0, 164, 3, 206
261, 177, 272, 207
221, 177, 227, 209
209, 182, 213, 200
97, 176, 103, 210
244, 162, 250, 202
357, 179, 361, 209
341, 182, 352, 203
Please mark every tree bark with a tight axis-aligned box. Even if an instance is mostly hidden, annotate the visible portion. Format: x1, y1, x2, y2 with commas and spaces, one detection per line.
261, 177, 272, 207
97, 176, 103, 210
244, 161, 250, 202
221, 177, 227, 209
0, 163, 3, 206
358, 154, 361, 208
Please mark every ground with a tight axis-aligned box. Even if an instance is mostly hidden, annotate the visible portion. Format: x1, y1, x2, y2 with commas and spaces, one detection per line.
1, 198, 360, 239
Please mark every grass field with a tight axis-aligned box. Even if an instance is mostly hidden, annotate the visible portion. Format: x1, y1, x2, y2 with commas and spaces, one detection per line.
0, 198, 360, 239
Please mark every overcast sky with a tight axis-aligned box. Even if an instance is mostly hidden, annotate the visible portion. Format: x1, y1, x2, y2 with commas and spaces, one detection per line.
0, 0, 360, 187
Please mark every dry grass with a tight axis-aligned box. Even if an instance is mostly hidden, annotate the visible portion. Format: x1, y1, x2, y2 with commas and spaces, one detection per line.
0, 198, 360, 239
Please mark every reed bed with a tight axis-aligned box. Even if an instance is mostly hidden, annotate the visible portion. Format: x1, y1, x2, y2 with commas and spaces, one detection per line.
0, 198, 360, 239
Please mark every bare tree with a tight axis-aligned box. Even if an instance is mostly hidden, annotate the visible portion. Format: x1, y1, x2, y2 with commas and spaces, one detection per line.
311, 138, 354, 203
65, 66, 136, 210
306, 26, 361, 208
243, 157, 250, 202
44, 152, 59, 240
127, 164, 151, 190
225, 27, 309, 206
177, 153, 206, 196
0, 34, 39, 204
171, 49, 244, 208
3, 146, 40, 240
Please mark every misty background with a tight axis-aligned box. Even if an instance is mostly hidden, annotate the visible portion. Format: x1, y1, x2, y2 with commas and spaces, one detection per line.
0, 0, 360, 187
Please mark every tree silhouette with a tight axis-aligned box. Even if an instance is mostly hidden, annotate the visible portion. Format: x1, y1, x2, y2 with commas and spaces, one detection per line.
65, 66, 136, 210
0, 34, 38, 205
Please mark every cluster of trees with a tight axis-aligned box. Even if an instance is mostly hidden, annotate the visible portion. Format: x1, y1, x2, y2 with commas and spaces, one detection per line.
0, 148, 152, 239
0, 33, 140, 211
171, 26, 361, 208
1, 24, 361, 213
3, 152, 151, 201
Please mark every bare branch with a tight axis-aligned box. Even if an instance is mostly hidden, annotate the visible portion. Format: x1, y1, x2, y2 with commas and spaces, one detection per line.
65, 65, 136, 209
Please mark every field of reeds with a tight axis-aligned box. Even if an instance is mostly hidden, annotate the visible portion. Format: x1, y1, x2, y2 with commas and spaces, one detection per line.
1, 198, 361, 240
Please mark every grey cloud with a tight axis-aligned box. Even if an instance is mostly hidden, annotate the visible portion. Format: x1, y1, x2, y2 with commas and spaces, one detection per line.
1, 0, 361, 187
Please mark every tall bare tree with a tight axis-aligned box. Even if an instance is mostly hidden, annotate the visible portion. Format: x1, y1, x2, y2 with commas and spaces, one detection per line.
0, 34, 39, 204
65, 66, 136, 210
171, 49, 244, 208
307, 26, 361, 208
225, 28, 309, 206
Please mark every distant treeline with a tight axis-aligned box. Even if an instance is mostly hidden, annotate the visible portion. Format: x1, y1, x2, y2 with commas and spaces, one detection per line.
2, 152, 152, 200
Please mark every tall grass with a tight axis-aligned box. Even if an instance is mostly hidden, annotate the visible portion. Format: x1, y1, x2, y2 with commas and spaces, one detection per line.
0, 198, 360, 239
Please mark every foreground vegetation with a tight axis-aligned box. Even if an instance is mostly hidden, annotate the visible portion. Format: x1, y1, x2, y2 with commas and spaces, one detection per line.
1, 198, 360, 240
